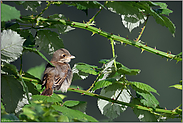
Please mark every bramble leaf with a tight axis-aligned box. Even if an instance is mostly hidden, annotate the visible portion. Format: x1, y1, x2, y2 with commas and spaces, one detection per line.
130, 81, 159, 95
1, 75, 24, 113
35, 30, 64, 55
52, 105, 98, 122
98, 83, 131, 120
1, 4, 21, 22
1, 30, 25, 63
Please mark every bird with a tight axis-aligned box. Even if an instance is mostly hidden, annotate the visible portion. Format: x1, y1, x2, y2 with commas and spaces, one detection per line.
40, 48, 75, 96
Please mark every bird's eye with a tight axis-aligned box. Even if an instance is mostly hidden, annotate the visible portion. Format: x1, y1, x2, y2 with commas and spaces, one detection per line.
62, 54, 66, 57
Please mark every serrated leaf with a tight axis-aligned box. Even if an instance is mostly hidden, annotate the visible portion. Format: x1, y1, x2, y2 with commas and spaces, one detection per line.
1, 75, 24, 113
71, 101, 87, 113
15, 1, 41, 12
52, 105, 98, 122
106, 1, 175, 36
1, 63, 19, 77
32, 93, 62, 103
35, 30, 64, 55
169, 84, 182, 90
130, 81, 159, 95
1, 29, 25, 63
92, 78, 115, 91
75, 63, 98, 75
72, 64, 89, 81
131, 98, 159, 121
98, 85, 131, 120
27, 63, 45, 79
137, 91, 159, 109
1, 3, 21, 22
121, 14, 147, 32
17, 29, 35, 47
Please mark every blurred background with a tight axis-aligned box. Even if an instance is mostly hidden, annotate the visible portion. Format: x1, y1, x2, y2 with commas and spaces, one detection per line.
4, 1, 182, 121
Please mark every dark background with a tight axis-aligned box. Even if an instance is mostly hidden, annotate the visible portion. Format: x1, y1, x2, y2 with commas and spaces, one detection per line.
4, 1, 182, 121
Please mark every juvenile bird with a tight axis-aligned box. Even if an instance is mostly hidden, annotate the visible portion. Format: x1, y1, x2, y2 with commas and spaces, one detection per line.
41, 48, 75, 96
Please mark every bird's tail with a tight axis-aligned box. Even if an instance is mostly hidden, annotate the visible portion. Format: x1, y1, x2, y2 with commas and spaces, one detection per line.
40, 88, 53, 96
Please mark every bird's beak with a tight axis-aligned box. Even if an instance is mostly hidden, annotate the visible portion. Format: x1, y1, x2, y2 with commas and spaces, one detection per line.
70, 55, 75, 59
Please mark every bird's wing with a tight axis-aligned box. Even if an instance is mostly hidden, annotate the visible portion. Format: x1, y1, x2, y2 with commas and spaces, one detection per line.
41, 63, 56, 89
53, 63, 69, 90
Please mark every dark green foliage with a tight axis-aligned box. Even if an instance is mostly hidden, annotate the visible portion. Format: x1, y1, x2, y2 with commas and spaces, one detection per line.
1, 1, 181, 122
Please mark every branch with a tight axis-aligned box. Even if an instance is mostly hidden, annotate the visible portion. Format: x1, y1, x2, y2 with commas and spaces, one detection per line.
68, 87, 181, 117
21, 75, 181, 117
20, 16, 182, 62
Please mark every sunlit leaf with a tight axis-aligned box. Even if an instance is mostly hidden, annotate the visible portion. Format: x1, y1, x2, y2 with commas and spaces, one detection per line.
98, 83, 131, 120
1, 3, 21, 22
1, 29, 25, 63
169, 84, 182, 90
130, 81, 159, 95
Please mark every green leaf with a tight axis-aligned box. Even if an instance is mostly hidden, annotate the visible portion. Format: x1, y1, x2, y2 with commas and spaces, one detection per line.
130, 81, 159, 95
75, 63, 98, 75
64, 100, 87, 113
72, 64, 89, 81
116, 62, 141, 75
48, 14, 75, 34
1, 29, 25, 63
106, 1, 175, 36
35, 30, 64, 55
27, 63, 45, 79
1, 63, 19, 77
52, 105, 98, 122
32, 93, 63, 103
15, 1, 41, 12
137, 91, 159, 109
98, 85, 131, 120
58, 115, 69, 122
23, 47, 54, 67
169, 84, 182, 90
1, 75, 24, 113
1, 3, 21, 22
17, 29, 35, 47
64, 100, 80, 107
92, 78, 115, 91
103, 103, 121, 120
131, 98, 162, 121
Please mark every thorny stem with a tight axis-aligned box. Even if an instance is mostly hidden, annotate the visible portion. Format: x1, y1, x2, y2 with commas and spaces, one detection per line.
20, 16, 182, 62
68, 87, 181, 117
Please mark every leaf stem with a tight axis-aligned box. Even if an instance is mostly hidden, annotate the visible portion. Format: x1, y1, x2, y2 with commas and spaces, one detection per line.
87, 7, 102, 24
136, 16, 149, 42
35, 1, 52, 20
110, 39, 117, 71
19, 54, 23, 75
